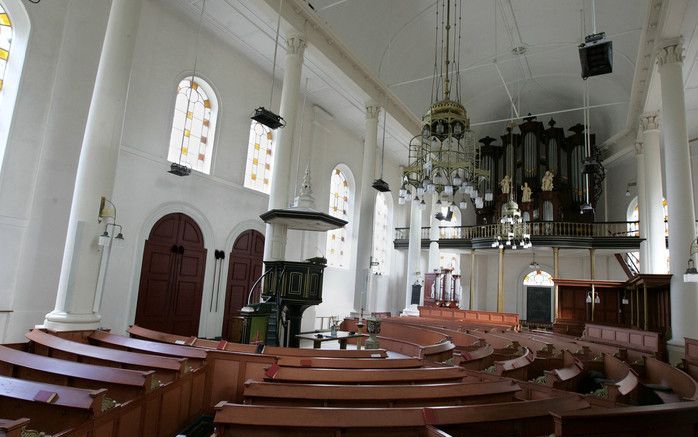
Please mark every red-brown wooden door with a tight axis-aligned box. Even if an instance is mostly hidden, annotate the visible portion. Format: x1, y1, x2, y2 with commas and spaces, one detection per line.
221, 230, 264, 341
135, 213, 207, 336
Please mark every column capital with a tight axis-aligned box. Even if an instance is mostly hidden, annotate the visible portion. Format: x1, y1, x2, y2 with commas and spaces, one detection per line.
657, 38, 684, 66
634, 141, 644, 155
286, 34, 307, 56
365, 104, 382, 120
640, 111, 660, 132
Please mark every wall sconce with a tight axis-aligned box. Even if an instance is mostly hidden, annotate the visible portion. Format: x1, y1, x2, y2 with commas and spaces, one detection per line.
98, 197, 117, 223
684, 238, 698, 282
98, 223, 125, 248
625, 182, 636, 197
586, 290, 601, 304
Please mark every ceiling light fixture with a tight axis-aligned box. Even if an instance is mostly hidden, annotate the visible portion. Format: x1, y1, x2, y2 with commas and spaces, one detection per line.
399, 0, 489, 208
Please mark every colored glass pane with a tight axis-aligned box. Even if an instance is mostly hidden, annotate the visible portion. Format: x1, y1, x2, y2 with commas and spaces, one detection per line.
0, 7, 11, 92
523, 270, 554, 287
327, 167, 351, 268
167, 76, 216, 174
243, 121, 275, 194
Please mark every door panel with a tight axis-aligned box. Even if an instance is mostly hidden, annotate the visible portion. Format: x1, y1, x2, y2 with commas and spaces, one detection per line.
135, 213, 206, 337
222, 230, 264, 342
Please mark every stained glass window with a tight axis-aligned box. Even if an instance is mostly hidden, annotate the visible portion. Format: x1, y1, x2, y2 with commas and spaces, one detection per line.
372, 192, 392, 275
439, 252, 460, 274
244, 121, 274, 193
523, 270, 554, 287
167, 76, 217, 174
0, 6, 11, 93
326, 167, 351, 268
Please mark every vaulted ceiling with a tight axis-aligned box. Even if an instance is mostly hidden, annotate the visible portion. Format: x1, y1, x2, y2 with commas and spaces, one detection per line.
173, 0, 698, 166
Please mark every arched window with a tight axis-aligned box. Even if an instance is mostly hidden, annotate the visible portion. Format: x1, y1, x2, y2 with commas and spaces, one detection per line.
439, 252, 460, 274
167, 76, 217, 175
372, 192, 392, 275
0, 5, 12, 93
326, 166, 353, 268
627, 196, 639, 236
243, 121, 274, 193
523, 270, 554, 287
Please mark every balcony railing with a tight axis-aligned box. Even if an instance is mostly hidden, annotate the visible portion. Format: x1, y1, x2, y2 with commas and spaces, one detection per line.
394, 221, 640, 241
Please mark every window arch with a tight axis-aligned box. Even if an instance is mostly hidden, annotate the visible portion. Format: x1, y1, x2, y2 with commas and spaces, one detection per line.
0, 0, 28, 174
326, 166, 353, 268
439, 252, 460, 274
627, 196, 639, 236
372, 192, 392, 275
167, 76, 218, 175
243, 121, 274, 193
523, 270, 554, 287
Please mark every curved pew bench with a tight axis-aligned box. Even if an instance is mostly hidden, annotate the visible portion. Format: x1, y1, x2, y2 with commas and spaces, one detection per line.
242, 379, 522, 407
585, 353, 639, 404
128, 325, 389, 358
89, 330, 207, 369
275, 356, 423, 369
454, 343, 495, 371
26, 330, 187, 381
0, 374, 107, 435
552, 401, 698, 437
0, 418, 30, 437
214, 394, 589, 437
0, 344, 155, 403
642, 356, 698, 403
492, 347, 534, 380
263, 366, 467, 385
542, 350, 584, 392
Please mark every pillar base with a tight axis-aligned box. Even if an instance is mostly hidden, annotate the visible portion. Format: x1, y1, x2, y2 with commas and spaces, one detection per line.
401, 304, 420, 317
42, 310, 101, 332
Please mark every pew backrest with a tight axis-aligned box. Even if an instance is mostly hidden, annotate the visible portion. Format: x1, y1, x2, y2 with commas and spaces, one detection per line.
90, 330, 207, 363
0, 418, 29, 437
264, 365, 467, 384
275, 356, 423, 369
644, 356, 698, 401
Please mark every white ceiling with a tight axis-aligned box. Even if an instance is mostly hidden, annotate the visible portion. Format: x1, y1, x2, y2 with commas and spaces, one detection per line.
170, 0, 698, 165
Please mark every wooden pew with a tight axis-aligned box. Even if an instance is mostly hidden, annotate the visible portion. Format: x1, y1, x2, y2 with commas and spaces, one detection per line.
0, 344, 155, 403
585, 353, 640, 404
454, 343, 494, 371
89, 330, 207, 369
27, 330, 187, 382
242, 379, 522, 407
552, 401, 698, 437
275, 356, 423, 369
263, 365, 467, 384
682, 337, 698, 381
128, 325, 389, 358
417, 307, 520, 329
492, 347, 534, 380
642, 356, 698, 403
26, 330, 207, 435
581, 323, 662, 360
214, 394, 589, 437
0, 374, 108, 435
543, 350, 584, 391
0, 418, 29, 437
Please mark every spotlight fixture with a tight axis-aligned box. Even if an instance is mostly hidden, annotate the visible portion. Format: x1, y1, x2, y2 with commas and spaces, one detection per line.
251, 107, 285, 130
372, 178, 391, 192
168, 162, 192, 177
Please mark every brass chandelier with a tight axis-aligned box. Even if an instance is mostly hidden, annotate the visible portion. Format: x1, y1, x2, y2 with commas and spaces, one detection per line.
399, 0, 489, 209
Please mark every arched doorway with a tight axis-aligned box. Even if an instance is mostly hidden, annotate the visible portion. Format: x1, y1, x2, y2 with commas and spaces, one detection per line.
135, 213, 207, 336
222, 229, 264, 341
523, 270, 554, 324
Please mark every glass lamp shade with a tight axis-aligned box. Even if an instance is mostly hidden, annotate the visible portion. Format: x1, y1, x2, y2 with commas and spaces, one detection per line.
453, 176, 462, 186
459, 201, 467, 209
417, 187, 425, 197
485, 191, 493, 201
444, 185, 453, 195
398, 196, 405, 205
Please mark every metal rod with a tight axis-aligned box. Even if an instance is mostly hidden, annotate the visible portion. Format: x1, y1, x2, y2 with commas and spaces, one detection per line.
269, 0, 284, 108
494, 63, 519, 119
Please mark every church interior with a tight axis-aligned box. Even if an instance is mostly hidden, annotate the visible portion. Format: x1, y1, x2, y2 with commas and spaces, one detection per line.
1, 0, 698, 435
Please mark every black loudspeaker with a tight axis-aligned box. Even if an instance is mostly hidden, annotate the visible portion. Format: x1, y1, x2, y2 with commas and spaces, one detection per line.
579, 32, 613, 79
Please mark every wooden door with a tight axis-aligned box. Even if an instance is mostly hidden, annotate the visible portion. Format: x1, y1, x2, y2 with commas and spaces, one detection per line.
221, 230, 264, 341
135, 213, 207, 336
526, 287, 551, 323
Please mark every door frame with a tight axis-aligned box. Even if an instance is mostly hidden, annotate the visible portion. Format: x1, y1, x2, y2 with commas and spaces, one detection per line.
129, 202, 214, 337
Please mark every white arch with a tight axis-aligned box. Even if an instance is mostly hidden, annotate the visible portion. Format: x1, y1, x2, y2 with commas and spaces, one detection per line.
515, 264, 555, 323
0, 0, 29, 174
126, 201, 216, 337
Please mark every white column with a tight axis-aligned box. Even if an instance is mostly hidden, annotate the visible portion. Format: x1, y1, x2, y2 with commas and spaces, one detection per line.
403, 196, 423, 313
428, 195, 441, 272
657, 38, 698, 345
353, 103, 381, 313
635, 141, 650, 273
263, 35, 306, 262
44, 0, 143, 331
641, 112, 667, 273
